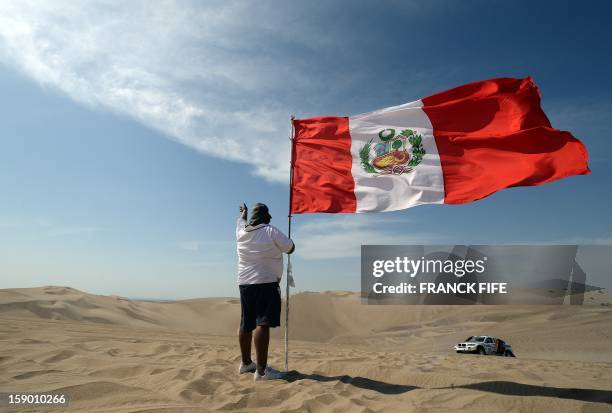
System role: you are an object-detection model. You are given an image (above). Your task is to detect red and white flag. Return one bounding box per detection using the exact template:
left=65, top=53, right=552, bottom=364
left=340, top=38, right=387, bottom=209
left=290, top=77, right=589, bottom=213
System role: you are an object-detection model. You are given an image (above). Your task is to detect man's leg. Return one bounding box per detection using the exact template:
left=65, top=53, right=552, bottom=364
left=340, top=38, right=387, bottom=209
left=238, top=284, right=255, bottom=367
left=238, top=328, right=253, bottom=364
left=254, top=325, right=270, bottom=375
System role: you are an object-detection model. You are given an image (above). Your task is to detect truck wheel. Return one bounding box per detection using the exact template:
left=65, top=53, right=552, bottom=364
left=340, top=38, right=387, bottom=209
left=477, top=346, right=485, bottom=355
left=504, top=350, right=511, bottom=357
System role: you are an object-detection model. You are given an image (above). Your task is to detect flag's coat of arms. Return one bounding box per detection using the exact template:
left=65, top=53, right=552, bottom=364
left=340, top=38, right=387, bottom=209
left=359, top=128, right=426, bottom=175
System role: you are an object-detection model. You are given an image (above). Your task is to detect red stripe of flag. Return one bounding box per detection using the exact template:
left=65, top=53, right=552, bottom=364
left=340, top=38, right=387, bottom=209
left=291, top=117, right=356, bottom=213
left=422, top=77, right=590, bottom=204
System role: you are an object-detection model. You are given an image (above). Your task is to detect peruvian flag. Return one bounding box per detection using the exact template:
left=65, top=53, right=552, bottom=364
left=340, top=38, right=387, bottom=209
left=290, top=77, right=589, bottom=213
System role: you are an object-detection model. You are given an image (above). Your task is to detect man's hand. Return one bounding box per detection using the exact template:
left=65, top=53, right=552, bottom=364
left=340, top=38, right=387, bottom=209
left=239, top=203, right=248, bottom=220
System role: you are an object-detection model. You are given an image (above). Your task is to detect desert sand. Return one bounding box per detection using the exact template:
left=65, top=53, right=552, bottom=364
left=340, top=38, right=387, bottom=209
left=1, top=286, right=611, bottom=412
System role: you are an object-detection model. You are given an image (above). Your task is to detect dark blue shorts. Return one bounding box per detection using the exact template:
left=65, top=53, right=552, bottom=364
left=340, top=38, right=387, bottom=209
left=239, top=281, right=281, bottom=332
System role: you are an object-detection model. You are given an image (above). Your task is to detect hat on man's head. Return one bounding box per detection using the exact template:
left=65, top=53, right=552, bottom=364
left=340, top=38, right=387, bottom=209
left=249, top=203, right=271, bottom=226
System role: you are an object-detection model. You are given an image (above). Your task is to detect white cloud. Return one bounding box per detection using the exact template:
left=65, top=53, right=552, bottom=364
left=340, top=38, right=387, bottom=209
left=0, top=218, right=23, bottom=229
left=48, top=226, right=103, bottom=236
left=0, top=216, right=103, bottom=236
left=177, top=240, right=202, bottom=251
left=177, top=239, right=234, bottom=251
left=529, top=236, right=612, bottom=245
left=0, top=2, right=450, bottom=183
left=294, top=215, right=442, bottom=259
left=0, top=1, right=331, bottom=182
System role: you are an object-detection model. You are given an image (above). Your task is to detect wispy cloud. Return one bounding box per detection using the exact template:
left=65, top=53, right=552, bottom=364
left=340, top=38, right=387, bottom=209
left=0, top=1, right=460, bottom=184
left=177, top=239, right=234, bottom=251
left=0, top=218, right=23, bottom=229
left=0, top=1, right=356, bottom=182
left=527, top=235, right=612, bottom=245
left=48, top=226, right=103, bottom=236
left=177, top=240, right=203, bottom=252
left=294, top=215, right=443, bottom=259
left=0, top=216, right=103, bottom=237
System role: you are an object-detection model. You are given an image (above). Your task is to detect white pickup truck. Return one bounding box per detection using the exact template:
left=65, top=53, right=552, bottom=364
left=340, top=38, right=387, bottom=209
left=454, top=335, right=516, bottom=357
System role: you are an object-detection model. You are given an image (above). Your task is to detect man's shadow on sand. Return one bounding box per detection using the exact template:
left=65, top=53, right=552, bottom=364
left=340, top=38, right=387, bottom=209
left=281, top=370, right=418, bottom=395
left=283, top=372, right=612, bottom=405
left=438, top=381, right=612, bottom=405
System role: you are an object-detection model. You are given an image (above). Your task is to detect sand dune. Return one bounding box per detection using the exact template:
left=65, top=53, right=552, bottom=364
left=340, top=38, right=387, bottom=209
left=1, top=286, right=611, bottom=412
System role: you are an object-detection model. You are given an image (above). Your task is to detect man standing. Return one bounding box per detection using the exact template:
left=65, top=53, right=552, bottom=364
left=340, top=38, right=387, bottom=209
left=236, top=202, right=295, bottom=381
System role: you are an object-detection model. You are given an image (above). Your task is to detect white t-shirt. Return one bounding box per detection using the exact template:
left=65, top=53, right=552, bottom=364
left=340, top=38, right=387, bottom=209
left=236, top=218, right=294, bottom=285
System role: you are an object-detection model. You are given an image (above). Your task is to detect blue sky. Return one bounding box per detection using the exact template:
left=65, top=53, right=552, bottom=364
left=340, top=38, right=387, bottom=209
left=0, top=1, right=611, bottom=298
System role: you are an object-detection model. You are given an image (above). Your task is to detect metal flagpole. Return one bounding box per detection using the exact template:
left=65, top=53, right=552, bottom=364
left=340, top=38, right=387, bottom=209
left=285, top=116, right=296, bottom=372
